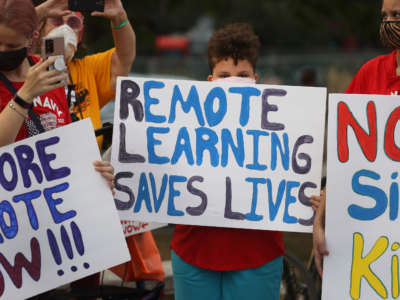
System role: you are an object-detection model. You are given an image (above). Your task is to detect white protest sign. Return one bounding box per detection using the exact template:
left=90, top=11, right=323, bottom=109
left=0, top=119, right=130, bottom=299
left=323, top=94, right=400, bottom=299
left=111, top=77, right=327, bottom=233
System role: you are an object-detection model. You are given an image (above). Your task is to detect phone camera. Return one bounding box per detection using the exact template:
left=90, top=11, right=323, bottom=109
left=45, top=39, right=54, bottom=54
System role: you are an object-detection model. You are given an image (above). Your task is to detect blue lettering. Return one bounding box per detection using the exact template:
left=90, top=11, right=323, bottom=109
left=0, top=200, right=18, bottom=242
left=245, top=177, right=266, bottom=221
left=267, top=179, right=286, bottom=221
left=167, top=175, right=186, bottom=216
left=44, top=183, right=76, bottom=224
left=204, top=87, right=227, bottom=127
left=349, top=169, right=387, bottom=221
left=390, top=172, right=399, bottom=221
left=144, top=80, right=166, bottom=123
left=147, top=127, right=170, bottom=164
left=284, top=181, right=299, bottom=224
left=171, top=127, right=194, bottom=165
left=168, top=85, right=205, bottom=126
left=228, top=87, right=261, bottom=126
left=0, top=152, right=18, bottom=191
left=246, top=130, right=268, bottom=170
left=14, top=145, right=43, bottom=188
left=195, top=128, right=219, bottom=167
left=36, top=137, right=71, bottom=181
left=134, top=173, right=153, bottom=213
left=271, top=133, right=290, bottom=171
left=221, top=128, right=244, bottom=167
left=13, top=190, right=41, bottom=230
left=150, top=173, right=168, bottom=213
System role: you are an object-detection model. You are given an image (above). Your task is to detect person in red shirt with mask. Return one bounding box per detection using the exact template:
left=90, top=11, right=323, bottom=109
left=312, top=0, right=400, bottom=277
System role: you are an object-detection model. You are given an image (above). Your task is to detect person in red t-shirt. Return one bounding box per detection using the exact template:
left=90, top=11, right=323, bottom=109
left=312, top=0, right=400, bottom=277
left=170, top=23, right=285, bottom=300
left=0, top=0, right=115, bottom=197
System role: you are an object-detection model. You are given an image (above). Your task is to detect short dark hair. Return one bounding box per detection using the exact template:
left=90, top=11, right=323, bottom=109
left=207, top=23, right=260, bottom=73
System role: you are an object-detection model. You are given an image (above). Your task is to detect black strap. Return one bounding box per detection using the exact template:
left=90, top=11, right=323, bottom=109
left=0, top=58, right=45, bottom=134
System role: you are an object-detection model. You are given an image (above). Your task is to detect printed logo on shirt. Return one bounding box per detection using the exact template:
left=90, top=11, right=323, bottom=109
left=72, top=83, right=91, bottom=116
left=40, top=112, right=57, bottom=131
left=390, top=90, right=400, bottom=95
left=33, top=96, right=64, bottom=117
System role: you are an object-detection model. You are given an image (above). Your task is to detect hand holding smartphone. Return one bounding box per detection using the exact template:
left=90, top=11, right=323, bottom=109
left=68, top=0, right=105, bottom=13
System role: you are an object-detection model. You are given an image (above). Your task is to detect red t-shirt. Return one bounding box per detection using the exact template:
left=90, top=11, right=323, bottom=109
left=0, top=56, right=71, bottom=141
left=346, top=50, right=400, bottom=95
left=171, top=225, right=284, bottom=271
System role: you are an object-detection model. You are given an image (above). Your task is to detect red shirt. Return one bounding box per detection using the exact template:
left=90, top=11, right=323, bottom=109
left=0, top=56, right=71, bottom=141
left=171, top=225, right=284, bottom=271
left=346, top=50, right=400, bottom=95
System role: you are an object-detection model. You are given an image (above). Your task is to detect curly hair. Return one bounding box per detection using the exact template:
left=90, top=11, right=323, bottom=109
left=207, top=23, right=260, bottom=73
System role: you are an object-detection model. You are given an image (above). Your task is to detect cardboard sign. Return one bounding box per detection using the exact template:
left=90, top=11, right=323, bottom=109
left=0, top=119, right=130, bottom=299
left=111, top=77, right=327, bottom=232
left=323, top=94, right=400, bottom=299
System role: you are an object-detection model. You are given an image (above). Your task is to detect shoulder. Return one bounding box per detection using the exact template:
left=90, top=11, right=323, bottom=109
left=69, top=48, right=115, bottom=67
left=357, top=51, right=394, bottom=75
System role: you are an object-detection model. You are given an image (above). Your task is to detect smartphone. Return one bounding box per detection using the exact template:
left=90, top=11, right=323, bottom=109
left=68, top=0, right=105, bottom=13
left=41, top=36, right=67, bottom=78
left=41, top=36, right=64, bottom=60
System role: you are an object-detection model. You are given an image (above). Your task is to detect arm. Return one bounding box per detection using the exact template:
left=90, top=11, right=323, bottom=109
left=312, top=188, right=329, bottom=277
left=35, top=0, right=70, bottom=25
left=0, top=58, right=67, bottom=146
left=92, top=0, right=136, bottom=93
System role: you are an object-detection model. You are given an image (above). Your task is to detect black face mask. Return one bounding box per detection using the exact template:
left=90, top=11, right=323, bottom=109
left=380, top=21, right=400, bottom=49
left=0, top=47, right=27, bottom=72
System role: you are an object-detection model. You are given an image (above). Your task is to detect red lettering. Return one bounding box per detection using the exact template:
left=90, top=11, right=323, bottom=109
left=385, top=107, right=400, bottom=161
left=0, top=237, right=41, bottom=292
left=338, top=101, right=377, bottom=162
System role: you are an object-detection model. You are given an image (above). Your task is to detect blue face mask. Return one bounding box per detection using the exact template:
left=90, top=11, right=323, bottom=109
left=0, top=47, right=27, bottom=72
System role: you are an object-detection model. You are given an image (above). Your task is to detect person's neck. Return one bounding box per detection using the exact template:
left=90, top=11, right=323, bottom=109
left=2, top=58, right=30, bottom=82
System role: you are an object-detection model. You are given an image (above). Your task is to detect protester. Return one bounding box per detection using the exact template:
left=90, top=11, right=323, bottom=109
left=37, top=0, right=165, bottom=293
left=39, top=0, right=135, bottom=149
left=170, top=23, right=285, bottom=300
left=0, top=2, right=116, bottom=299
left=312, top=0, right=400, bottom=276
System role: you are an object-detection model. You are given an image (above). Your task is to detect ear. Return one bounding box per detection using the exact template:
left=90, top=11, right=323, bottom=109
left=207, top=75, right=213, bottom=81
left=254, top=73, right=259, bottom=83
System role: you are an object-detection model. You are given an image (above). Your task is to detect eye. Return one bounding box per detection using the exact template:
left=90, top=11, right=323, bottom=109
left=218, top=73, right=230, bottom=78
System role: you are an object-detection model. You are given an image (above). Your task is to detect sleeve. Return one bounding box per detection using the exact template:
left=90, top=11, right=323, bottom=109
left=82, top=48, right=116, bottom=108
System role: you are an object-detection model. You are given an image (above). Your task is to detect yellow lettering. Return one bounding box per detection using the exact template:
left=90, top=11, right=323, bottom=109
left=392, top=243, right=400, bottom=298
left=350, top=233, right=388, bottom=299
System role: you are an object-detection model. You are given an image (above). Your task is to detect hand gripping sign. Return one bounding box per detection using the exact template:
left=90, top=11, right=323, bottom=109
left=111, top=77, right=327, bottom=233
left=0, top=119, right=129, bottom=299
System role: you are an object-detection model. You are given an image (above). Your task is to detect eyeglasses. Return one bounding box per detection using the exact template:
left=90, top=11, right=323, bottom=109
left=48, top=15, right=83, bottom=32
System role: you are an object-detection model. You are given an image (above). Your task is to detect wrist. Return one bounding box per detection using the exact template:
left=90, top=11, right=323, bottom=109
left=110, top=10, right=127, bottom=27
left=35, top=3, right=48, bottom=22
left=16, top=89, right=33, bottom=106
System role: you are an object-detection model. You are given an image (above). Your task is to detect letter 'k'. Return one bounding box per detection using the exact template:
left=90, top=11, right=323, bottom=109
left=350, top=233, right=388, bottom=299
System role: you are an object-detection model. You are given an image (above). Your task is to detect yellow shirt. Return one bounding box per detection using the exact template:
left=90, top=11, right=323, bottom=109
left=68, top=48, right=115, bottom=148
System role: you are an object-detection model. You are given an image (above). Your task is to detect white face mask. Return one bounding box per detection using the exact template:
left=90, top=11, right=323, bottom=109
left=46, top=24, right=78, bottom=62
left=213, top=76, right=256, bottom=84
